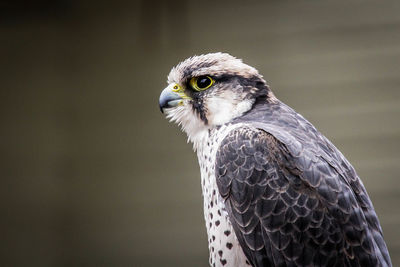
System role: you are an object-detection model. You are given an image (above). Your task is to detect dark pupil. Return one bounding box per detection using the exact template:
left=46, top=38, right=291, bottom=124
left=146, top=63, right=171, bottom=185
left=197, top=76, right=211, bottom=88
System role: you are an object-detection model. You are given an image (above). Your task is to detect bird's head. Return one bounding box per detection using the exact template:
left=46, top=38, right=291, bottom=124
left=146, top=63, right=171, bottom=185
left=159, top=52, right=274, bottom=145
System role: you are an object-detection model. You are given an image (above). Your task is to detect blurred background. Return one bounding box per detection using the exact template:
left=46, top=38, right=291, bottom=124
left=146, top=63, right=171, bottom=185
left=1, top=0, right=399, bottom=266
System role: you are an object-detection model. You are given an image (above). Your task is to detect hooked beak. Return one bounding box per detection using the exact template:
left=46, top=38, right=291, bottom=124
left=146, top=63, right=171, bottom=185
left=159, top=84, right=184, bottom=113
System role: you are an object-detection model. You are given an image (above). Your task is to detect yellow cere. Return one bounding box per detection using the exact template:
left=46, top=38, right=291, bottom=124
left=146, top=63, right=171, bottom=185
left=171, top=83, right=190, bottom=100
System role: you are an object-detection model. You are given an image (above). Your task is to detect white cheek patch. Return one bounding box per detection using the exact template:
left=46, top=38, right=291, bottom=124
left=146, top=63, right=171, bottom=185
left=206, top=92, right=254, bottom=126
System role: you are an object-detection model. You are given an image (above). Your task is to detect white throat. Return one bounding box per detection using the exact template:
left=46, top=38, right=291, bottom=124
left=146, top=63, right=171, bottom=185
left=165, top=104, right=209, bottom=151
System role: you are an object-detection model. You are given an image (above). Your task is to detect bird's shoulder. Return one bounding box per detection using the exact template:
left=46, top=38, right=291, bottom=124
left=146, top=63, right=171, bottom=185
left=214, top=119, right=389, bottom=266
left=230, top=101, right=362, bottom=192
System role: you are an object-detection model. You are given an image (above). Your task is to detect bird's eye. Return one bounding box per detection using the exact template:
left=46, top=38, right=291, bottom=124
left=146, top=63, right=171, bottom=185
left=190, top=76, right=214, bottom=91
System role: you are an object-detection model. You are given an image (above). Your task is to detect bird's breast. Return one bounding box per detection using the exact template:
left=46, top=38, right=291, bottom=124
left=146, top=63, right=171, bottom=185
left=197, top=124, right=251, bottom=267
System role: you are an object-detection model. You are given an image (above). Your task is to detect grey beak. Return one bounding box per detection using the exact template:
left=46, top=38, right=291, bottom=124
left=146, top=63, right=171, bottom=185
left=159, top=85, right=183, bottom=113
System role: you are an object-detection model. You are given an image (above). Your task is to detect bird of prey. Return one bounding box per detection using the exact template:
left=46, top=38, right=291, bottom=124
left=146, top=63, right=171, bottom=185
left=158, top=53, right=392, bottom=267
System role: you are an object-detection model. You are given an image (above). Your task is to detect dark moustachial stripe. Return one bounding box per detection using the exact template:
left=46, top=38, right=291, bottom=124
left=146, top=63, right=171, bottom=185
left=191, top=96, right=208, bottom=124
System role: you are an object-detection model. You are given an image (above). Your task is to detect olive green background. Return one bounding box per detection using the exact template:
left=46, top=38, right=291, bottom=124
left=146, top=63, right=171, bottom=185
left=1, top=0, right=399, bottom=266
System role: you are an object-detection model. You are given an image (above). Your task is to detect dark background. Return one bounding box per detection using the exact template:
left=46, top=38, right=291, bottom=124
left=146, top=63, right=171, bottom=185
left=1, top=0, right=399, bottom=266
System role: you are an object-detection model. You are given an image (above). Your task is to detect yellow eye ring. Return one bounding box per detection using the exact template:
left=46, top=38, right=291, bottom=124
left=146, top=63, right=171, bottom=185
left=189, top=76, right=214, bottom=91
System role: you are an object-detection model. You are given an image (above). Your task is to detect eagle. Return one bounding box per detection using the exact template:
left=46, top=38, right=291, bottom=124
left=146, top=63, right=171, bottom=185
left=158, top=53, right=392, bottom=267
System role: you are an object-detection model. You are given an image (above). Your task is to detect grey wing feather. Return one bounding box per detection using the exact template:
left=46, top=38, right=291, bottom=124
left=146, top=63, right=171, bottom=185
left=216, top=110, right=391, bottom=267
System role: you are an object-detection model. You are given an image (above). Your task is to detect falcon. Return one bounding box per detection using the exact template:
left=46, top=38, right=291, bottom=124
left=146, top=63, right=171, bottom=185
left=158, top=53, right=392, bottom=267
